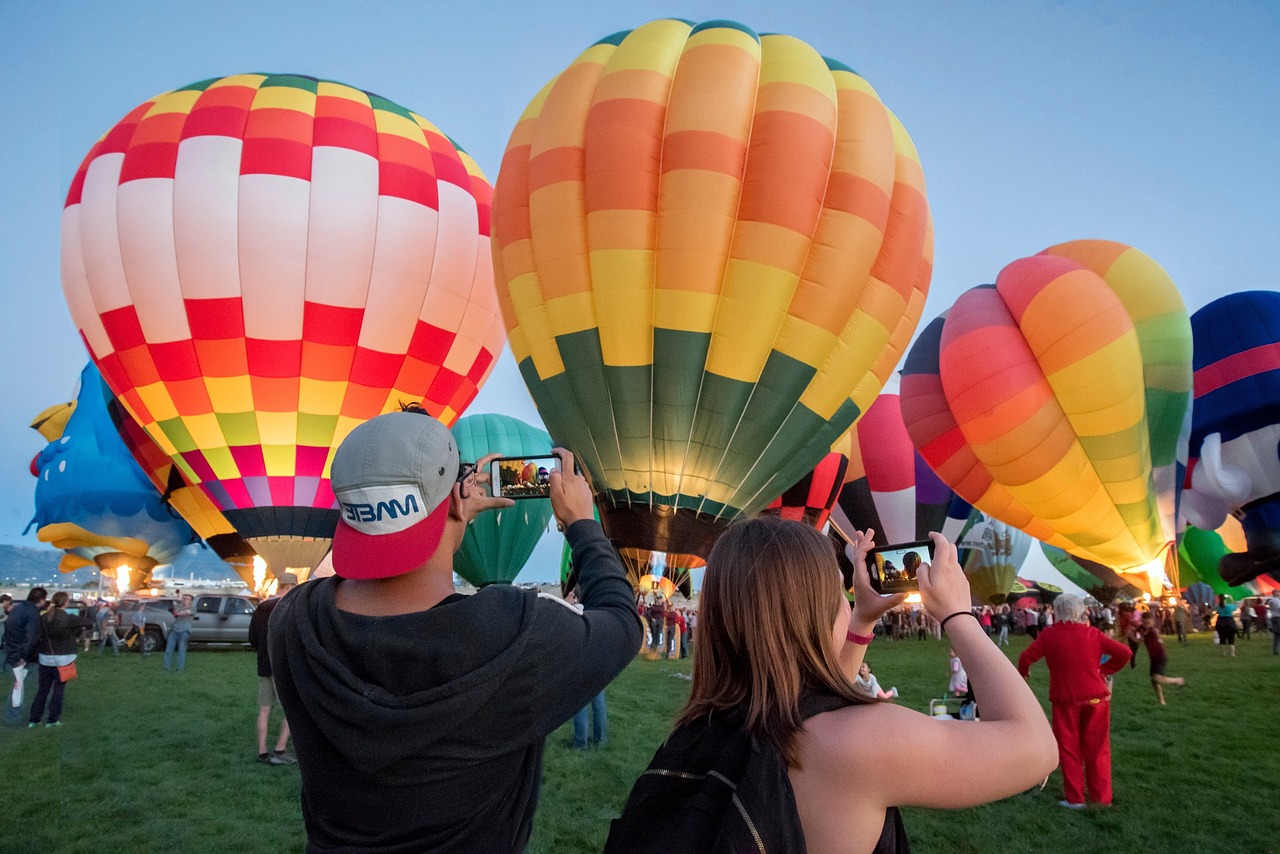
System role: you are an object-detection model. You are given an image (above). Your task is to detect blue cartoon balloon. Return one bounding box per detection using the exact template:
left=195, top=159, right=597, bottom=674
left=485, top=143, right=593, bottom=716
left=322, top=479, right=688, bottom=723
left=28, top=364, right=196, bottom=586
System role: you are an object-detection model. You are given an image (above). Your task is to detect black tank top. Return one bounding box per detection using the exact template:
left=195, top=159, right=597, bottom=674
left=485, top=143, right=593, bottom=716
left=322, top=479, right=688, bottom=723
left=798, top=690, right=911, bottom=854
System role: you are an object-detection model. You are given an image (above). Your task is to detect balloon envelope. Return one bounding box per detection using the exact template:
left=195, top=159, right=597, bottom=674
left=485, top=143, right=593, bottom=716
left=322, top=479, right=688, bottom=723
left=1182, top=291, right=1280, bottom=585
left=492, top=19, right=931, bottom=559
left=61, top=73, right=504, bottom=572
left=30, top=364, right=197, bottom=580
left=1041, top=543, right=1142, bottom=603
left=763, top=451, right=848, bottom=530
left=831, top=390, right=972, bottom=547
left=901, top=241, right=1192, bottom=595
left=451, top=414, right=554, bottom=587
left=956, top=516, right=1031, bottom=606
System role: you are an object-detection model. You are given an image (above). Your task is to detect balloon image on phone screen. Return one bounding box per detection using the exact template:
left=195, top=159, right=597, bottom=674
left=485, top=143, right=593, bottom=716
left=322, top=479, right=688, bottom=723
left=489, top=455, right=560, bottom=500
left=867, top=540, right=934, bottom=594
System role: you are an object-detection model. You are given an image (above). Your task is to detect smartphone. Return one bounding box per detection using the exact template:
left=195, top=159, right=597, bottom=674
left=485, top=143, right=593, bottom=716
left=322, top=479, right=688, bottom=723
left=490, top=455, right=560, bottom=500
left=867, top=540, right=934, bottom=594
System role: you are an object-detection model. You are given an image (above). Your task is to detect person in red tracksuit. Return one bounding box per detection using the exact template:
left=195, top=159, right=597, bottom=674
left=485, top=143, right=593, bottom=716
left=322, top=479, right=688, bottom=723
left=1018, top=593, right=1132, bottom=809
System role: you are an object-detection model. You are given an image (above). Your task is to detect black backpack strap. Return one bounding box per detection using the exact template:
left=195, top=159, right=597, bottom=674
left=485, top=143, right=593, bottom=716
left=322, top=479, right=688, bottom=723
left=798, top=689, right=858, bottom=720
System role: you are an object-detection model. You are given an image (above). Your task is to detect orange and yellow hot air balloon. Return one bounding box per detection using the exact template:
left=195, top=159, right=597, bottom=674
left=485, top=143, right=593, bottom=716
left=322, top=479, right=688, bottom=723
left=61, top=74, right=505, bottom=574
left=900, top=241, right=1192, bottom=595
left=493, top=19, right=931, bottom=559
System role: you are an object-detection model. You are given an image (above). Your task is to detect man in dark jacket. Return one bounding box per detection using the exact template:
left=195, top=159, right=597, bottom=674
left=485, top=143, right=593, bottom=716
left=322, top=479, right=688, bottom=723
left=270, top=412, right=643, bottom=852
left=4, top=587, right=47, bottom=726
left=249, top=573, right=298, bottom=765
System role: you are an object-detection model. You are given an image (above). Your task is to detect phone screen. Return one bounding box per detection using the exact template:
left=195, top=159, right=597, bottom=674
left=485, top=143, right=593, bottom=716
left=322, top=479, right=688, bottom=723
left=490, top=455, right=559, bottom=500
left=867, top=540, right=934, bottom=594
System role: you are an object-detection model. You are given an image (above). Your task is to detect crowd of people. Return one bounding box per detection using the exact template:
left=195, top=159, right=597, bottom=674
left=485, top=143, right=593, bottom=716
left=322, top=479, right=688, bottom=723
left=636, top=594, right=695, bottom=659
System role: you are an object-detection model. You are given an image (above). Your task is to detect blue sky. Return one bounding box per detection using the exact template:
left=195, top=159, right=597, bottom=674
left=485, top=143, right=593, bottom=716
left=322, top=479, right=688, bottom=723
left=1, top=1, right=1276, bottom=586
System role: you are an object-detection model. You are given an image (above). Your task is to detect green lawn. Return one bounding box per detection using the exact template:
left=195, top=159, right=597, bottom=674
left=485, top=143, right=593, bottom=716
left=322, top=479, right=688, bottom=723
left=2, top=631, right=1276, bottom=853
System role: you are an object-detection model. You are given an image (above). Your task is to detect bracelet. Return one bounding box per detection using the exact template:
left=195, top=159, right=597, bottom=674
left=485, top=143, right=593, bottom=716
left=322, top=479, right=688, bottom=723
left=846, top=629, right=874, bottom=645
left=940, top=611, right=980, bottom=632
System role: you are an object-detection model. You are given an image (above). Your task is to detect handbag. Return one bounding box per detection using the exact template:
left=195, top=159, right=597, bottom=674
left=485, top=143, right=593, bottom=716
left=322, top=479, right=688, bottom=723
left=44, top=617, right=79, bottom=681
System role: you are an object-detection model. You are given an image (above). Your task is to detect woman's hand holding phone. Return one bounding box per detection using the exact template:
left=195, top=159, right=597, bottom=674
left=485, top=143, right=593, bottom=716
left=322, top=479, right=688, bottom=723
left=915, top=532, right=973, bottom=621
left=847, top=528, right=909, bottom=630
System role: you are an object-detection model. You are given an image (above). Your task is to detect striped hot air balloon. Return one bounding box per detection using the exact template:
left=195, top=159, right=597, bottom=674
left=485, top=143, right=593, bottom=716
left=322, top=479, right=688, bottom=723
left=493, top=19, right=931, bottom=560
left=830, top=389, right=972, bottom=548
left=763, top=451, right=848, bottom=530
left=901, top=241, right=1192, bottom=596
left=61, top=74, right=504, bottom=573
left=1041, top=544, right=1143, bottom=604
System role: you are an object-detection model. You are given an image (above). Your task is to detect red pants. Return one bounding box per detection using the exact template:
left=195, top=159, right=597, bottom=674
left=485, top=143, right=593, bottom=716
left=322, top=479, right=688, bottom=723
left=1051, top=700, right=1112, bottom=805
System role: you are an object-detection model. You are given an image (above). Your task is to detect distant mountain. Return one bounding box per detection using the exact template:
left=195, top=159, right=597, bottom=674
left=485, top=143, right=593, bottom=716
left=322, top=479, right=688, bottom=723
left=0, top=544, right=63, bottom=585
left=0, top=542, right=242, bottom=588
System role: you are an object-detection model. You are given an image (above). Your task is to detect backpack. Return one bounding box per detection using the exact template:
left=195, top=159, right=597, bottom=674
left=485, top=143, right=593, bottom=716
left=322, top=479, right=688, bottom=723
left=604, top=692, right=907, bottom=854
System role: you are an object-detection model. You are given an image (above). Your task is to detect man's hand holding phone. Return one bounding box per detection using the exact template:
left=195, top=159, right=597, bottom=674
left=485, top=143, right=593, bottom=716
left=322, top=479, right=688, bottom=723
left=548, top=448, right=595, bottom=529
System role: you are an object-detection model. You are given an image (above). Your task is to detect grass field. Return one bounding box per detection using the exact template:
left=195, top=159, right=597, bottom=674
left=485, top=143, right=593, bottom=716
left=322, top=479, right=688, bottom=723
left=1, top=630, right=1277, bottom=853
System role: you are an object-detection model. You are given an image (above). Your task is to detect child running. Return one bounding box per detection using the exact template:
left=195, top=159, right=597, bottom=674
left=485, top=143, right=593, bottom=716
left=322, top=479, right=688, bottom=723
left=854, top=661, right=898, bottom=700
left=1135, top=611, right=1186, bottom=704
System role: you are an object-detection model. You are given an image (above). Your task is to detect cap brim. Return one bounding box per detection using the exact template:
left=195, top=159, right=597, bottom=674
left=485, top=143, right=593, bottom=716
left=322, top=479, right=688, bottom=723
left=331, top=498, right=450, bottom=580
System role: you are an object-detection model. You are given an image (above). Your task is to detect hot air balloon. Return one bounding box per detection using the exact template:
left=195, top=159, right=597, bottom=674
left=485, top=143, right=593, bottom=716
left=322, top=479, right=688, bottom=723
left=901, top=241, right=1193, bottom=595
left=1041, top=544, right=1143, bottom=603
left=61, top=74, right=505, bottom=575
left=956, top=516, right=1032, bottom=606
left=29, top=364, right=197, bottom=586
left=1177, top=526, right=1252, bottom=600
left=763, top=451, right=848, bottom=530
left=492, top=18, right=931, bottom=560
left=451, top=413, right=554, bottom=587
left=1181, top=291, right=1280, bottom=586
left=830, top=388, right=972, bottom=547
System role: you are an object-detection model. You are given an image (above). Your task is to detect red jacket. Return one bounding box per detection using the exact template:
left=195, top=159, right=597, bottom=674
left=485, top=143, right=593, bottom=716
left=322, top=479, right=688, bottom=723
left=1018, top=621, right=1132, bottom=704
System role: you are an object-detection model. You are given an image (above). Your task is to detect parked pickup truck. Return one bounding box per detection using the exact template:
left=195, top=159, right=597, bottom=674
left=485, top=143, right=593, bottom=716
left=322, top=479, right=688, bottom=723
left=117, top=594, right=260, bottom=653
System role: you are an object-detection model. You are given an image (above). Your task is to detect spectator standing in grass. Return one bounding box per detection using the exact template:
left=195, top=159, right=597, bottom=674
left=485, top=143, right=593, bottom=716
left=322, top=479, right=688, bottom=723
left=1173, top=600, right=1189, bottom=644
left=249, top=573, right=298, bottom=766
left=1018, top=593, right=1132, bottom=808
left=124, top=601, right=149, bottom=654
left=1268, top=589, right=1280, bottom=656
left=28, top=591, right=92, bottom=728
left=996, top=605, right=1011, bottom=647
left=164, top=594, right=194, bottom=672
left=1134, top=612, right=1186, bottom=705
left=4, top=587, right=46, bottom=727
left=1252, top=599, right=1268, bottom=646
left=1215, top=595, right=1239, bottom=657
left=268, top=413, right=642, bottom=852
left=948, top=647, right=968, bottom=697
left=649, top=595, right=667, bottom=651
left=96, top=602, right=121, bottom=656
left=1240, top=601, right=1253, bottom=639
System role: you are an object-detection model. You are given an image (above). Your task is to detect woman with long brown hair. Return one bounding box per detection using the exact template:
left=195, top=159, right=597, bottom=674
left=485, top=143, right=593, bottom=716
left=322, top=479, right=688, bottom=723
left=29, top=591, right=93, bottom=728
left=610, top=517, right=1058, bottom=853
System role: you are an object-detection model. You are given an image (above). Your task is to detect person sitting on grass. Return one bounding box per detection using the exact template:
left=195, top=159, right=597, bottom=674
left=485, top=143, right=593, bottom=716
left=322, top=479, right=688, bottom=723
left=1134, top=611, right=1186, bottom=705
left=1018, top=593, right=1132, bottom=809
left=608, top=521, right=1058, bottom=853
left=854, top=661, right=898, bottom=700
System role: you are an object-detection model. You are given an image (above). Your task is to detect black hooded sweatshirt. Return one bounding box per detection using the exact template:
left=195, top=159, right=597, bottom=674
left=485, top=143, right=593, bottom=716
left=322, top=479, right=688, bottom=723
left=269, top=519, right=643, bottom=853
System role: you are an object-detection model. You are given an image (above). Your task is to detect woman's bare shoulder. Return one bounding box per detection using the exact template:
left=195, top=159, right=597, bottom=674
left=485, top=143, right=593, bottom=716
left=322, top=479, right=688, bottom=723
left=803, top=702, right=935, bottom=767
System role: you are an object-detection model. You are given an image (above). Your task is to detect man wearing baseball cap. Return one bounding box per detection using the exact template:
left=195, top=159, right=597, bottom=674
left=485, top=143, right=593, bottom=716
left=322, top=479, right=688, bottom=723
left=268, top=410, right=643, bottom=852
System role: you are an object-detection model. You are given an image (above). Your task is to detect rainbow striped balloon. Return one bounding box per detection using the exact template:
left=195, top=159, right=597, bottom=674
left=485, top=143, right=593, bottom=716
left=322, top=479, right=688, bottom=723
left=901, top=241, right=1192, bottom=594
left=493, top=19, right=931, bottom=558
left=61, top=74, right=504, bottom=571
